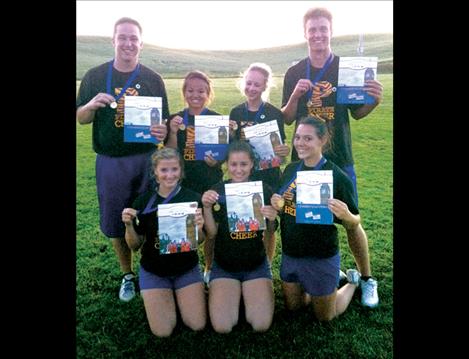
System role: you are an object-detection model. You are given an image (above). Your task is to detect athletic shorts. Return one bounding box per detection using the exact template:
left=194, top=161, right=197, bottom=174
left=280, top=252, right=340, bottom=296
left=96, top=152, right=152, bottom=238
left=139, top=264, right=203, bottom=291
left=210, top=257, right=272, bottom=283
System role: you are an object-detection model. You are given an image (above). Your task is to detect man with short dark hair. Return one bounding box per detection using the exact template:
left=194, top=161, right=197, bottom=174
left=77, top=17, right=170, bottom=302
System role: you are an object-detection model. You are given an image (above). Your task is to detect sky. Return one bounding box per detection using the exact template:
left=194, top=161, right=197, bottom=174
left=76, top=1, right=393, bottom=51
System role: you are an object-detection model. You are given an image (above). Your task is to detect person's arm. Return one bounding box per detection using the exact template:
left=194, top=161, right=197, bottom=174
left=163, top=115, right=181, bottom=149
left=350, top=79, right=383, bottom=119
left=281, top=99, right=299, bottom=125
left=327, top=198, right=360, bottom=230
left=261, top=205, right=278, bottom=235
left=260, top=205, right=278, bottom=261
left=281, top=79, right=313, bottom=125
left=122, top=208, right=144, bottom=250
left=76, top=93, right=115, bottom=124
left=195, top=208, right=206, bottom=245
left=228, top=107, right=240, bottom=141
left=201, top=190, right=219, bottom=272
left=201, top=190, right=219, bottom=239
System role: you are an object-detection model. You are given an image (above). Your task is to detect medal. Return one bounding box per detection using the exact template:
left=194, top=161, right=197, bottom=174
left=277, top=198, right=285, bottom=208
left=106, top=60, right=141, bottom=111
left=213, top=203, right=221, bottom=211
left=179, top=123, right=186, bottom=131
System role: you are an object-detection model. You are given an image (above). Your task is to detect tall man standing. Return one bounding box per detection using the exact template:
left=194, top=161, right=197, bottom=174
left=281, top=8, right=383, bottom=308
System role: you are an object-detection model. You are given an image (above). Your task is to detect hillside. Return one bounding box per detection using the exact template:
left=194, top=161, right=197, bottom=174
left=76, top=33, right=392, bottom=79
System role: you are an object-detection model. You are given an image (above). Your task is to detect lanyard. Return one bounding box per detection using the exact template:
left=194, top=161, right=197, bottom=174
left=182, top=107, right=208, bottom=127
left=244, top=101, right=265, bottom=123
left=278, top=157, right=327, bottom=196
left=139, top=185, right=181, bottom=216
left=305, top=53, right=334, bottom=101
left=106, top=60, right=141, bottom=103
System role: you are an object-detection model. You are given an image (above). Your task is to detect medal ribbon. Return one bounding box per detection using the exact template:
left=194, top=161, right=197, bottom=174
left=138, top=185, right=181, bottom=217
left=305, top=53, right=334, bottom=103
left=278, top=157, right=327, bottom=196
left=183, top=107, right=208, bottom=127
left=106, top=59, right=141, bottom=104
left=244, top=101, right=265, bottom=123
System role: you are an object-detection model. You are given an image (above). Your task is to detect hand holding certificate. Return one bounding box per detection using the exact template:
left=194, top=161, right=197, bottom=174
left=336, top=57, right=378, bottom=105
left=124, top=96, right=163, bottom=143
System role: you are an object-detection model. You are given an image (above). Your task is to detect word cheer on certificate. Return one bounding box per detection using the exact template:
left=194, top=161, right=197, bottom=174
left=157, top=202, right=199, bottom=255
left=296, top=170, right=333, bottom=225
left=194, top=115, right=229, bottom=161
left=124, top=96, right=163, bottom=143
left=336, top=57, right=378, bottom=105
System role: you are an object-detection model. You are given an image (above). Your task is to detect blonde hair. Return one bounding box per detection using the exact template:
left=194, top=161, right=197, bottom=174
left=237, top=63, right=275, bottom=102
left=303, top=7, right=333, bottom=32
left=150, top=147, right=185, bottom=182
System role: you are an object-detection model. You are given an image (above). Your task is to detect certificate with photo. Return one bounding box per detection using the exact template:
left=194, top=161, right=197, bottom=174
left=336, top=57, right=378, bottom=104
left=157, top=201, right=199, bottom=254
left=194, top=115, right=229, bottom=161
left=296, top=170, right=333, bottom=225
left=123, top=96, right=162, bottom=143
left=243, top=120, right=283, bottom=170
left=225, top=181, right=266, bottom=232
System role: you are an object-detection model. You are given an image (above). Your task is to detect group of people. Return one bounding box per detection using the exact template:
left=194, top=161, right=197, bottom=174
left=76, top=7, right=384, bottom=337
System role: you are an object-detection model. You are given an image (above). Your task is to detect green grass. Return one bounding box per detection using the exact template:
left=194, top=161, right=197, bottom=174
left=76, top=74, right=393, bottom=358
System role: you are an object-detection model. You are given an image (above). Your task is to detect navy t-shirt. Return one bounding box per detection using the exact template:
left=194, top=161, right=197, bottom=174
left=211, top=179, right=274, bottom=272
left=279, top=160, right=358, bottom=258
left=133, top=187, right=201, bottom=277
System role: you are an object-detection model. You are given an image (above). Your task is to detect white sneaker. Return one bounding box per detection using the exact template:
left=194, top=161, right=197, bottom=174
left=346, top=269, right=361, bottom=285
left=119, top=273, right=136, bottom=302
left=360, top=278, right=379, bottom=308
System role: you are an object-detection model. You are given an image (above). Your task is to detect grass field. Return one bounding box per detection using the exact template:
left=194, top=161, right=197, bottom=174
left=76, top=74, right=393, bottom=358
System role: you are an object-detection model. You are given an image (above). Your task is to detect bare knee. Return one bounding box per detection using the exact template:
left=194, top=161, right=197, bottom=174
left=212, top=323, right=234, bottom=334
left=211, top=317, right=237, bottom=334
left=149, top=322, right=176, bottom=338
left=249, top=317, right=272, bottom=332
left=184, top=318, right=206, bottom=332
